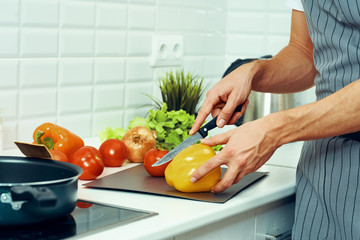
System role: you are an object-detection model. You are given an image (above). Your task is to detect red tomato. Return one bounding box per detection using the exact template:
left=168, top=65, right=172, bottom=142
left=49, top=149, right=68, bottom=162
left=143, top=148, right=171, bottom=177
left=99, top=139, right=128, bottom=167
left=76, top=201, right=93, bottom=209
left=71, top=146, right=104, bottom=180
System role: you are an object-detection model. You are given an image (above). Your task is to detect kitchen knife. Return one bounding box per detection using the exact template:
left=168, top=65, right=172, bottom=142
left=152, top=104, right=243, bottom=166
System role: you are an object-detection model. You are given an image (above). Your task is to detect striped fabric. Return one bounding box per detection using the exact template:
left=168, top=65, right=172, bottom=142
left=294, top=139, right=360, bottom=239
left=293, top=0, right=360, bottom=239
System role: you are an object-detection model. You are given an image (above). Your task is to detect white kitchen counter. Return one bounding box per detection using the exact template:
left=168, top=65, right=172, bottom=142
left=1, top=139, right=303, bottom=240
left=266, top=141, right=303, bottom=169
left=75, top=140, right=303, bottom=240
left=76, top=164, right=296, bottom=240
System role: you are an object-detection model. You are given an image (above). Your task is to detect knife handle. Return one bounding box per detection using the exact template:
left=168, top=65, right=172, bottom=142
left=198, top=104, right=243, bottom=138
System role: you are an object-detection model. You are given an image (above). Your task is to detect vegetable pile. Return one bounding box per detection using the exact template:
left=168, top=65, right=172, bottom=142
left=32, top=123, right=128, bottom=180
left=33, top=102, right=222, bottom=189
left=100, top=103, right=195, bottom=151
left=30, top=67, right=224, bottom=191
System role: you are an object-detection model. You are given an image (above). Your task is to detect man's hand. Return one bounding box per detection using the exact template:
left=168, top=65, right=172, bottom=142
left=189, top=64, right=255, bottom=135
left=191, top=118, right=279, bottom=193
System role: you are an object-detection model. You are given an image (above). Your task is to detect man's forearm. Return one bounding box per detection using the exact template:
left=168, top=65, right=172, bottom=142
left=250, top=42, right=317, bottom=94
left=249, top=10, right=318, bottom=94
left=265, top=79, right=360, bottom=145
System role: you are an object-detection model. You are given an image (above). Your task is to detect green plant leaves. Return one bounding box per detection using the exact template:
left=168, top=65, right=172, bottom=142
left=156, top=69, right=205, bottom=115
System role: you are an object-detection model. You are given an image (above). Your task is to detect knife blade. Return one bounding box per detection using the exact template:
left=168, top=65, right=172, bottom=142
left=152, top=104, right=243, bottom=167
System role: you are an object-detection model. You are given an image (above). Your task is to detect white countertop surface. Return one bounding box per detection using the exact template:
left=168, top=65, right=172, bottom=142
left=266, top=141, right=303, bottom=169
left=76, top=164, right=296, bottom=240
left=77, top=140, right=303, bottom=240
left=1, top=139, right=303, bottom=240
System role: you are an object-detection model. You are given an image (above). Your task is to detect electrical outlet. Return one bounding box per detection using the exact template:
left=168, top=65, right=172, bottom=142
left=150, top=35, right=183, bottom=67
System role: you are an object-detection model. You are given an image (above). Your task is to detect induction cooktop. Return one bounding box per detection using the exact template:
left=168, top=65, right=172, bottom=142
left=0, top=200, right=157, bottom=239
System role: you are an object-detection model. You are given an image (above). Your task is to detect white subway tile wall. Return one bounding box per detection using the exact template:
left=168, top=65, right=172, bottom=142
left=0, top=0, right=312, bottom=150
left=0, top=28, right=19, bottom=57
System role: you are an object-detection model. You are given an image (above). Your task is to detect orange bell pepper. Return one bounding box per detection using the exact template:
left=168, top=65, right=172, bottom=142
left=33, top=122, right=84, bottom=160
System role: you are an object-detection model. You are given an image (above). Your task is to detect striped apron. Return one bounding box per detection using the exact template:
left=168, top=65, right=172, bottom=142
left=292, top=0, right=360, bottom=239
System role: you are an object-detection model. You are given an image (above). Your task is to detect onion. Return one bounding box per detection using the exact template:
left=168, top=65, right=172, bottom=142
left=122, top=126, right=157, bottom=163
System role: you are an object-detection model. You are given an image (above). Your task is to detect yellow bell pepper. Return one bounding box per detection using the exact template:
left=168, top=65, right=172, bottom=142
left=165, top=144, right=221, bottom=193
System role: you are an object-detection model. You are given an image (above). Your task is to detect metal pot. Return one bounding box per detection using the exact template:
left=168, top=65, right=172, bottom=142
left=0, top=156, right=82, bottom=225
left=243, top=92, right=295, bottom=122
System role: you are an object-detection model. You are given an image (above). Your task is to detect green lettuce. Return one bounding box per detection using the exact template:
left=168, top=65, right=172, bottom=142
left=128, top=116, right=148, bottom=129
left=99, top=103, right=222, bottom=151
left=99, top=117, right=148, bottom=142
left=146, top=103, right=195, bottom=150
left=99, top=127, right=127, bottom=142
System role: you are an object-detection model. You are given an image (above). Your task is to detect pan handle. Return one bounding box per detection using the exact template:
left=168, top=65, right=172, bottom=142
left=11, top=186, right=57, bottom=207
left=0, top=186, right=58, bottom=210
left=0, top=193, right=26, bottom=210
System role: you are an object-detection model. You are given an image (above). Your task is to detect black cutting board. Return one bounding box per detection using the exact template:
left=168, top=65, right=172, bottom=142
left=83, top=165, right=268, bottom=203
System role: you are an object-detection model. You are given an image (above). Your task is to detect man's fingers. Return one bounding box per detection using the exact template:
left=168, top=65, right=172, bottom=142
left=190, top=156, right=222, bottom=184
left=191, top=98, right=249, bottom=134
left=228, top=100, right=249, bottom=125
left=217, top=96, right=246, bottom=128
left=190, top=111, right=208, bottom=135
left=190, top=98, right=217, bottom=135
left=228, top=112, right=243, bottom=125
left=201, top=129, right=234, bottom=146
left=211, top=166, right=240, bottom=193
left=233, top=171, right=246, bottom=185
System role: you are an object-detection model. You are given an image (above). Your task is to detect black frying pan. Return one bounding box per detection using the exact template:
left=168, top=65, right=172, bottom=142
left=0, top=156, right=82, bottom=225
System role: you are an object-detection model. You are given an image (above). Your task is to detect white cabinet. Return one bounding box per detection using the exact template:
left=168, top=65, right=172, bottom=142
left=255, top=195, right=294, bottom=240
left=173, top=195, right=295, bottom=240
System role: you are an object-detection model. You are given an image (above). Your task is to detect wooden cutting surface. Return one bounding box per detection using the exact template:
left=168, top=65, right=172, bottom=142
left=14, top=141, right=52, bottom=159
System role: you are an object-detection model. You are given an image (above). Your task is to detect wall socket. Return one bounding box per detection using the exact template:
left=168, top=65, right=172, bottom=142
left=150, top=35, right=183, bottom=67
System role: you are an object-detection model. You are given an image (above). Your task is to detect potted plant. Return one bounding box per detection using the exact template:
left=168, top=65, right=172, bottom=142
left=148, top=69, right=205, bottom=116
